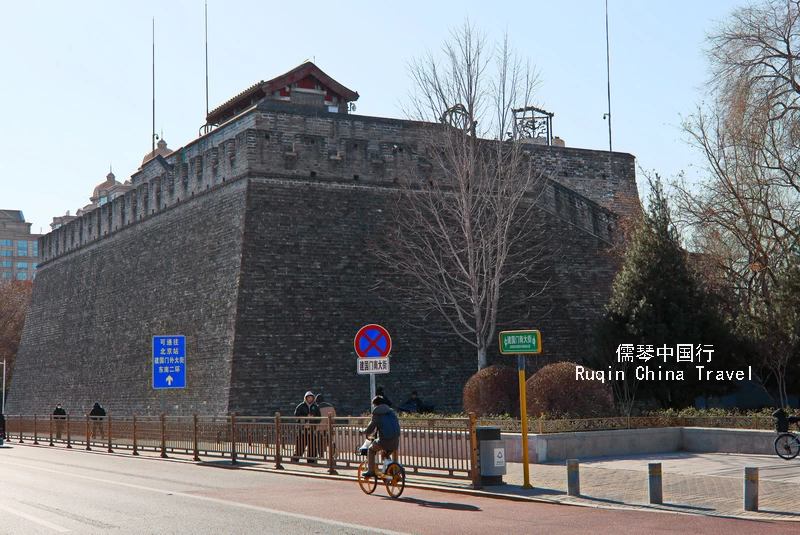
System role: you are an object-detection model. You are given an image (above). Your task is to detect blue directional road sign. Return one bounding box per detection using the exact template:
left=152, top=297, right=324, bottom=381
left=153, top=335, right=186, bottom=389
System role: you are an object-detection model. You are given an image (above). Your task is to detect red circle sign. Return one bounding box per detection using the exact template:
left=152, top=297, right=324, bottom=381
left=354, top=324, right=392, bottom=358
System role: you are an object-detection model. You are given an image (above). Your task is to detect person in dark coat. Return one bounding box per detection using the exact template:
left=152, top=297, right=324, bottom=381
left=375, top=386, right=392, bottom=407
left=89, top=402, right=106, bottom=439
left=293, top=391, right=321, bottom=462
left=400, top=391, right=424, bottom=413
left=361, top=396, right=401, bottom=478
left=53, top=403, right=67, bottom=439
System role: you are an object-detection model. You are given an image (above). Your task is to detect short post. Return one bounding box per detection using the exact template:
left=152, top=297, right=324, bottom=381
left=469, top=412, right=481, bottom=490
left=18, top=414, right=24, bottom=443
left=230, top=413, right=238, bottom=465
left=132, top=414, right=139, bottom=456
left=160, top=413, right=168, bottom=458
left=66, top=413, right=72, bottom=449
left=327, top=413, right=337, bottom=475
left=744, top=467, right=759, bottom=512
left=648, top=463, right=663, bottom=504
left=274, top=412, right=284, bottom=470
left=567, top=459, right=580, bottom=496
left=33, top=414, right=39, bottom=445
left=49, top=414, right=54, bottom=447
left=192, top=414, right=200, bottom=462
left=107, top=414, right=114, bottom=453
left=85, top=414, right=91, bottom=450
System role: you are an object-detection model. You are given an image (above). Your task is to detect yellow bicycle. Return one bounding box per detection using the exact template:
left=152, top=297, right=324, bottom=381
left=357, top=440, right=406, bottom=499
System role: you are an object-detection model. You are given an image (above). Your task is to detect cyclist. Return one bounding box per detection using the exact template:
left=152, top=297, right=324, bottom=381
left=360, top=396, right=401, bottom=479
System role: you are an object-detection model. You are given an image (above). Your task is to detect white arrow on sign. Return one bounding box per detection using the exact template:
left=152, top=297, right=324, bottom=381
left=166, top=375, right=174, bottom=385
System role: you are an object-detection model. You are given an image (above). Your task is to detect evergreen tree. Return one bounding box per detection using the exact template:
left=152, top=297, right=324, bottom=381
left=592, top=174, right=738, bottom=411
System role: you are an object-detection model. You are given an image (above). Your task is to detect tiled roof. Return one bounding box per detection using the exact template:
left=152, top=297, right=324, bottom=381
left=206, top=62, right=359, bottom=124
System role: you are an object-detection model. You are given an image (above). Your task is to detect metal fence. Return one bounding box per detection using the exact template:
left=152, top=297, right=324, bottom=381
left=3, top=413, right=480, bottom=486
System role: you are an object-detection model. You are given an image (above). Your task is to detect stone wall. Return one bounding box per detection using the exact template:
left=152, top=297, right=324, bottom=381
left=10, top=104, right=638, bottom=416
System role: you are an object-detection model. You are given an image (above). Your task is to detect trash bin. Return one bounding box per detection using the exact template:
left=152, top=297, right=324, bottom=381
left=476, top=426, right=506, bottom=485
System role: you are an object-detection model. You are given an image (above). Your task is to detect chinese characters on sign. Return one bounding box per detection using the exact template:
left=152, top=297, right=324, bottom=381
left=498, top=330, right=541, bottom=354
left=153, top=335, right=186, bottom=389
left=357, top=357, right=390, bottom=375
left=616, top=344, right=714, bottom=363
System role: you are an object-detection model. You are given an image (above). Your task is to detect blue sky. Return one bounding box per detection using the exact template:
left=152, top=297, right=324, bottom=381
left=1, top=1, right=741, bottom=233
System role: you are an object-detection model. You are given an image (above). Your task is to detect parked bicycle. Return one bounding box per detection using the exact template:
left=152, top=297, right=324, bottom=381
left=356, top=439, right=406, bottom=498
left=773, top=409, right=800, bottom=460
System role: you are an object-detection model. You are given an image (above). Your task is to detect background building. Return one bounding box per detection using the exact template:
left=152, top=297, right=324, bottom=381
left=0, top=210, right=40, bottom=282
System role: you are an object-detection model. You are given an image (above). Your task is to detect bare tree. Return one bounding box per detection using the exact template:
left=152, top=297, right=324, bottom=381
left=374, top=21, right=551, bottom=371
left=676, top=0, right=800, bottom=406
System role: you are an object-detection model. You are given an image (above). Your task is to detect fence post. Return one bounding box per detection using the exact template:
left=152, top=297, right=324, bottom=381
left=648, top=463, right=663, bottom=504
left=275, top=412, right=284, bottom=470
left=468, top=412, right=481, bottom=490
left=132, top=414, right=139, bottom=456
left=33, top=414, right=39, bottom=445
left=85, top=414, right=91, bottom=450
left=567, top=459, right=580, bottom=496
left=160, top=413, right=168, bottom=458
left=18, top=415, right=24, bottom=443
left=327, top=413, right=337, bottom=475
left=49, top=414, right=54, bottom=447
left=193, top=414, right=200, bottom=461
left=744, top=467, right=759, bottom=512
left=107, top=414, right=114, bottom=453
left=230, top=413, right=238, bottom=465
left=66, top=413, right=72, bottom=449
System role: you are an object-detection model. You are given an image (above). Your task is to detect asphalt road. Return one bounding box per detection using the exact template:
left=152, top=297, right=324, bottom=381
left=0, top=444, right=797, bottom=534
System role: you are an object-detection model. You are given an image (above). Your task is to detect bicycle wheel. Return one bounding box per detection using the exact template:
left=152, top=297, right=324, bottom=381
left=357, top=461, right=377, bottom=494
left=774, top=433, right=800, bottom=460
left=384, top=463, right=406, bottom=499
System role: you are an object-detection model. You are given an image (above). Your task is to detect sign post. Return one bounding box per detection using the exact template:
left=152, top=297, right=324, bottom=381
left=499, top=329, right=542, bottom=490
left=354, top=324, right=392, bottom=405
left=153, top=335, right=187, bottom=414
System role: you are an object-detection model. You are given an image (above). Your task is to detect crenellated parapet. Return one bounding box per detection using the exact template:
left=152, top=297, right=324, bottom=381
left=40, top=101, right=637, bottom=265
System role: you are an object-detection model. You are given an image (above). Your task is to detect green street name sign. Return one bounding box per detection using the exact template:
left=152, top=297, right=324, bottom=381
left=498, top=330, right=542, bottom=354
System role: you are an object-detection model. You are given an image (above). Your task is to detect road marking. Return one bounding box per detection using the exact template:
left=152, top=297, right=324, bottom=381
left=0, top=504, right=71, bottom=532
left=0, top=459, right=409, bottom=535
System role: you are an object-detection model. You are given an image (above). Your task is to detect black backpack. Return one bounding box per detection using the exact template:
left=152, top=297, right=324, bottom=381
left=773, top=409, right=789, bottom=432
left=379, top=410, right=401, bottom=440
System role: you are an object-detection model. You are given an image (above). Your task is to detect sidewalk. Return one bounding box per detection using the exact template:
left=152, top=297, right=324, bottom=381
left=489, top=454, right=800, bottom=521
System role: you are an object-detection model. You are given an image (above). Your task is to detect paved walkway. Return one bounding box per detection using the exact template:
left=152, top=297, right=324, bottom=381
left=489, top=453, right=800, bottom=521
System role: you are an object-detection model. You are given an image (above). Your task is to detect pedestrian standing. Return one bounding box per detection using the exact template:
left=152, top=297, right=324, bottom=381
left=293, top=391, right=321, bottom=463
left=53, top=403, right=67, bottom=440
left=89, top=402, right=106, bottom=439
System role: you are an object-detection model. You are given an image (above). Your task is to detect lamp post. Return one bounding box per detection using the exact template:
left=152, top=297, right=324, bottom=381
left=2, top=358, right=6, bottom=414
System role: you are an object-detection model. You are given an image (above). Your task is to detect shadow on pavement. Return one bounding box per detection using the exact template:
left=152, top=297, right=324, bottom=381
left=397, top=497, right=481, bottom=512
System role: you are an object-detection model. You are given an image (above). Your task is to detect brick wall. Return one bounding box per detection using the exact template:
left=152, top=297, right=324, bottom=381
left=10, top=104, right=637, bottom=416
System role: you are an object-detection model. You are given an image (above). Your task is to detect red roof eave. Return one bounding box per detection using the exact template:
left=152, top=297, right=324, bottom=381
left=205, top=62, right=359, bottom=124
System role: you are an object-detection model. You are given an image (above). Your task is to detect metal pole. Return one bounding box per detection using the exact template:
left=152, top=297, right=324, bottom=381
left=518, top=355, right=532, bottom=489
left=648, top=462, right=663, bottom=504
left=567, top=459, right=580, bottom=496
left=369, top=373, right=376, bottom=403
left=2, top=358, right=5, bottom=414
left=605, top=0, right=613, bottom=152
left=744, top=467, right=759, bottom=511
left=161, top=390, right=165, bottom=414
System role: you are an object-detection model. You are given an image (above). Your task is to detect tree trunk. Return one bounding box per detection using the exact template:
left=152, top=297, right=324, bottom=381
left=477, top=345, right=487, bottom=371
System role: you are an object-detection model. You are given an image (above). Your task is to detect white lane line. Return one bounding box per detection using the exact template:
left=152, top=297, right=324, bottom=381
left=0, top=504, right=71, bottom=532
left=0, top=459, right=410, bottom=535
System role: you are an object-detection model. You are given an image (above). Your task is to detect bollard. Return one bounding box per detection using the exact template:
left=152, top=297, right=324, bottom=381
left=744, top=467, right=758, bottom=512
left=107, top=414, right=113, bottom=453
left=648, top=463, right=663, bottom=504
left=567, top=459, right=580, bottom=496
left=132, top=414, right=139, bottom=456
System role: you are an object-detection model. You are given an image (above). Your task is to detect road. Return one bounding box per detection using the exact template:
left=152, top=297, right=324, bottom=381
left=0, top=444, right=797, bottom=534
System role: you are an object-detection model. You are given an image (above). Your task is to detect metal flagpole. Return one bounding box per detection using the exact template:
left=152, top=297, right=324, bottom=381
left=605, top=0, right=613, bottom=152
